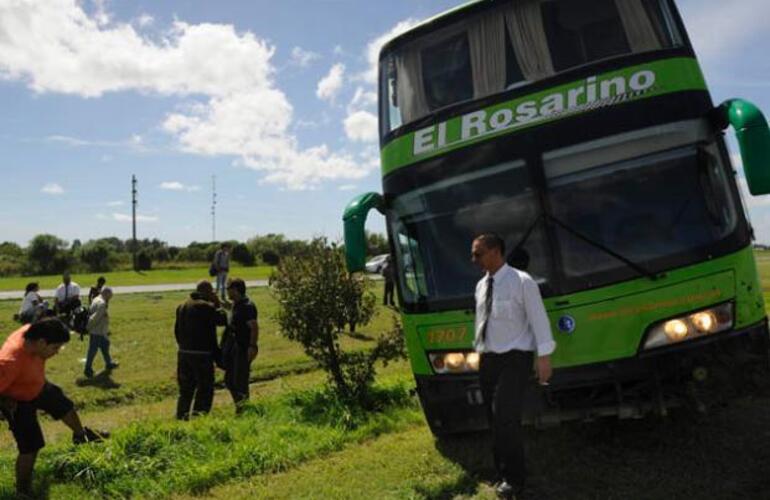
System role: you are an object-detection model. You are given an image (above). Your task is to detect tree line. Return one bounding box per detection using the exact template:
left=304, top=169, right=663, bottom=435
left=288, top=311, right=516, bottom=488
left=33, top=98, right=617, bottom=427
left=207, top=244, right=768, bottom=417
left=0, top=232, right=390, bottom=276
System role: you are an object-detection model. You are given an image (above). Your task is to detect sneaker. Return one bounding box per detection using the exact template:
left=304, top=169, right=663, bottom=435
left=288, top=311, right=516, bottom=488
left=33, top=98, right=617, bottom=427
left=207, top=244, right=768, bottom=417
left=495, top=480, right=518, bottom=500
left=73, top=426, right=109, bottom=445
left=106, top=362, right=120, bottom=370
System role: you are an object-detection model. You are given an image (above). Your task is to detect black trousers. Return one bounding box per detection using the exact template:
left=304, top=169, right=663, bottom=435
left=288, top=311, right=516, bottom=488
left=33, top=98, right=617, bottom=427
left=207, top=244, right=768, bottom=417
left=383, top=280, right=395, bottom=306
left=222, top=337, right=250, bottom=408
left=1, top=382, right=74, bottom=454
left=479, top=349, right=534, bottom=489
left=176, top=352, right=215, bottom=420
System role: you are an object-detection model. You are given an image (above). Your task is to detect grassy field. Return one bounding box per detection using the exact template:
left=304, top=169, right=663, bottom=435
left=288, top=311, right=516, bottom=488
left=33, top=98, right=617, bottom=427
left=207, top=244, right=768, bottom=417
left=0, top=266, right=274, bottom=292
left=1, top=258, right=770, bottom=498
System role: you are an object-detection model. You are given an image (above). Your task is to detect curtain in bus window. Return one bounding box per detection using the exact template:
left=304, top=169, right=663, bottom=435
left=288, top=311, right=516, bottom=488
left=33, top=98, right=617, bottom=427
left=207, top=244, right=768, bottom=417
left=468, top=12, right=506, bottom=98
left=614, top=0, right=662, bottom=52
left=395, top=48, right=429, bottom=123
left=504, top=0, right=555, bottom=81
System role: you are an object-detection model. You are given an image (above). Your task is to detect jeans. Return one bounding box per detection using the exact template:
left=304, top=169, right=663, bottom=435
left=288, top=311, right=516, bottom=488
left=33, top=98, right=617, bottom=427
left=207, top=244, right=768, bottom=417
left=216, top=271, right=228, bottom=300
left=85, top=334, right=113, bottom=375
left=176, top=352, right=215, bottom=420
left=479, top=349, right=533, bottom=490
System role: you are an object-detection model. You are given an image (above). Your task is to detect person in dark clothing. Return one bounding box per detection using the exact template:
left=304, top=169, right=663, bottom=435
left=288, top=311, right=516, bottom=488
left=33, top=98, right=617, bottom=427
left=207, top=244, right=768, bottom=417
left=381, top=255, right=396, bottom=307
left=174, top=280, right=227, bottom=420
left=222, top=278, right=258, bottom=413
left=88, top=276, right=106, bottom=305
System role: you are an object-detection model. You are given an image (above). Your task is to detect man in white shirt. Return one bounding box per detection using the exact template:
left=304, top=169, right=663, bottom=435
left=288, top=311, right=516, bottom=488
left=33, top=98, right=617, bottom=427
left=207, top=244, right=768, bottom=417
left=54, top=272, right=81, bottom=316
left=471, top=233, right=555, bottom=499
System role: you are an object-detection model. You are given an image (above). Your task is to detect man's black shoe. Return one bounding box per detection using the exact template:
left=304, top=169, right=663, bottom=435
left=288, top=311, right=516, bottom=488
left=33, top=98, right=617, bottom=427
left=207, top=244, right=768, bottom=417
left=106, top=362, right=120, bottom=370
left=495, top=480, right=518, bottom=499
left=73, top=426, right=109, bottom=445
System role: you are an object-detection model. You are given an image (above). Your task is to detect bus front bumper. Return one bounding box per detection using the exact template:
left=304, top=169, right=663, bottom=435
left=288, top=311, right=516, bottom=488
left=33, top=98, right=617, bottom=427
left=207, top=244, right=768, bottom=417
left=414, top=319, right=769, bottom=434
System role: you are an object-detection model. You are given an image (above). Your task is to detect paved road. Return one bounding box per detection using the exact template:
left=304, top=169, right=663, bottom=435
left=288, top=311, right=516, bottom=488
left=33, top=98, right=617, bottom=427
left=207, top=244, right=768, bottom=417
left=0, top=280, right=269, bottom=301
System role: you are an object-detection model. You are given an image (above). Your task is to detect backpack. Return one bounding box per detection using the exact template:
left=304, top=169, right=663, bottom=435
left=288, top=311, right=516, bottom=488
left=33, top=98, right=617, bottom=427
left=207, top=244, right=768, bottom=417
left=209, top=262, right=217, bottom=277
left=71, top=306, right=90, bottom=335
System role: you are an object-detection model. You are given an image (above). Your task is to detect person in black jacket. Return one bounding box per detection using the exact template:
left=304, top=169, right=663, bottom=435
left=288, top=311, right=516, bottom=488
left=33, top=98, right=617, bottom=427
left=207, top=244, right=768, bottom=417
left=174, top=280, right=227, bottom=420
left=222, top=278, right=258, bottom=414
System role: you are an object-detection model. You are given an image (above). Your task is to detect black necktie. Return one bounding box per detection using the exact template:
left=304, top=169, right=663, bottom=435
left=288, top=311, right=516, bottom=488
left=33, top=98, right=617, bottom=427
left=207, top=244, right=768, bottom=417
left=480, top=276, right=494, bottom=343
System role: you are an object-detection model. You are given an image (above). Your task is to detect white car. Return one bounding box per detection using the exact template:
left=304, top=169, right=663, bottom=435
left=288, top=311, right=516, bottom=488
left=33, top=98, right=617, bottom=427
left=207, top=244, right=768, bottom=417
left=364, top=254, right=389, bottom=274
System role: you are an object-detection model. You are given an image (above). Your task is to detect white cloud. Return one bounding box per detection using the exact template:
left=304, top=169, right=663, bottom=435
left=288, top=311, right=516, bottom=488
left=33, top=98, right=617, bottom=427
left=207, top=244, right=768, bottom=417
left=360, top=19, right=419, bottom=85
left=0, top=1, right=372, bottom=189
left=136, top=13, right=154, bottom=28
left=316, top=63, right=345, bottom=102
left=333, top=45, right=344, bottom=56
left=681, top=0, right=770, bottom=65
left=106, top=200, right=124, bottom=207
left=290, top=46, right=320, bottom=67
left=41, top=183, right=64, bottom=195
left=338, top=184, right=357, bottom=191
left=344, top=110, right=378, bottom=143
left=112, top=213, right=158, bottom=222
left=159, top=181, right=200, bottom=192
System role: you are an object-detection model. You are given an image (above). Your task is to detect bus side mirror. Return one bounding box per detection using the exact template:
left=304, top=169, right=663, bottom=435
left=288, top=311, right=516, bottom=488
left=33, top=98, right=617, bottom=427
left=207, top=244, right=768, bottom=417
left=343, top=192, right=385, bottom=272
left=719, top=99, right=770, bottom=195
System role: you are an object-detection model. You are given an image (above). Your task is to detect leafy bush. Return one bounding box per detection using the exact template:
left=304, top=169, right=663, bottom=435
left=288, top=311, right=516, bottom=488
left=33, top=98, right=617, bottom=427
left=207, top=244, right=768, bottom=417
left=272, top=238, right=405, bottom=405
left=27, top=234, right=72, bottom=275
left=261, top=250, right=280, bottom=266
left=79, top=240, right=117, bottom=272
left=136, top=249, right=152, bottom=271
left=231, top=243, right=255, bottom=266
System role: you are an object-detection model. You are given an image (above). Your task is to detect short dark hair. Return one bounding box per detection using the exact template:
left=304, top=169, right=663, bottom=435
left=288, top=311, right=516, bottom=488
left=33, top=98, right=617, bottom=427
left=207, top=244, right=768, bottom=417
left=24, top=318, right=70, bottom=344
left=228, top=278, right=246, bottom=295
left=97, top=276, right=106, bottom=284
left=25, top=282, right=39, bottom=294
left=196, top=280, right=213, bottom=294
left=474, top=233, right=505, bottom=256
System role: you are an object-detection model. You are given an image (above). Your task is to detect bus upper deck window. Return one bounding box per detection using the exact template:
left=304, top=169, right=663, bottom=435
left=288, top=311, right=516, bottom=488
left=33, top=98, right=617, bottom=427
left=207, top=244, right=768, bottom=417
left=421, top=34, right=474, bottom=112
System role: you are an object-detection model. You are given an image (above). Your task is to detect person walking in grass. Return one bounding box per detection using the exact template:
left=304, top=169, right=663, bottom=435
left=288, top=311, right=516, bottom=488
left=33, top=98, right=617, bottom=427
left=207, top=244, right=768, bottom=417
left=84, top=287, right=118, bottom=378
left=222, top=278, right=258, bottom=413
left=174, top=281, right=227, bottom=420
left=471, top=233, right=555, bottom=500
left=0, top=318, right=106, bottom=496
left=213, top=243, right=231, bottom=301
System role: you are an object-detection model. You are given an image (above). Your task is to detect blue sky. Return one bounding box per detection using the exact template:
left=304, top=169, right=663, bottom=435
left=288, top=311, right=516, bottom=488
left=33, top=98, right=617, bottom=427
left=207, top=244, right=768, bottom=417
left=0, top=0, right=768, bottom=247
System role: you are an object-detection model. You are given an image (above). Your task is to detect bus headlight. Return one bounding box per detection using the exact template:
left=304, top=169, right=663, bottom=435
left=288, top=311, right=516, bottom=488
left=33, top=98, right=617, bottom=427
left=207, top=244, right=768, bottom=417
left=643, top=302, right=733, bottom=350
left=428, top=351, right=480, bottom=374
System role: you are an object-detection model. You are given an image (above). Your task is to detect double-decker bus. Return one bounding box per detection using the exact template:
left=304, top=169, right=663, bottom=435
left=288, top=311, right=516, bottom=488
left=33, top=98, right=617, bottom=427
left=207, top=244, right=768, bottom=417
left=344, top=0, right=770, bottom=434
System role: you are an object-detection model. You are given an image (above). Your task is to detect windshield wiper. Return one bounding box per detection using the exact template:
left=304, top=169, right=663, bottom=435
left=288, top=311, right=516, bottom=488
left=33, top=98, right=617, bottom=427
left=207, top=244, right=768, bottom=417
left=547, top=214, right=661, bottom=281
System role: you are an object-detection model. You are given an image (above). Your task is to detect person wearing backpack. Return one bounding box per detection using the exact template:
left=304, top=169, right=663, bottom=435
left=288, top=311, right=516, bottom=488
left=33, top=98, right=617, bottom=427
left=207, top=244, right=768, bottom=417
left=84, top=288, right=118, bottom=378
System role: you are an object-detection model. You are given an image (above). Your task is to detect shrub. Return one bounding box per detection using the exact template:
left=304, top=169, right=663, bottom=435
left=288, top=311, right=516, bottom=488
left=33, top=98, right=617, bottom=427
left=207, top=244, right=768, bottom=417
left=27, top=234, right=71, bottom=275
left=79, top=240, right=117, bottom=272
left=261, top=250, right=280, bottom=266
left=272, top=238, right=405, bottom=405
left=231, top=243, right=255, bottom=266
left=136, top=249, right=152, bottom=271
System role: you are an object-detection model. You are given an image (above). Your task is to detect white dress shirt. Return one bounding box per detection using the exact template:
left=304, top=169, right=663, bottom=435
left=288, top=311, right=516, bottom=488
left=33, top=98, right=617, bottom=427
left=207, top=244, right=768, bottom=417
left=474, top=264, right=556, bottom=356
left=55, top=281, right=81, bottom=302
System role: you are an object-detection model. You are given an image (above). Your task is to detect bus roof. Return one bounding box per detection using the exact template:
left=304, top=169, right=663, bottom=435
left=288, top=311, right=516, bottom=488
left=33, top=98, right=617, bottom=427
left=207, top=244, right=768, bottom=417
left=379, top=0, right=487, bottom=60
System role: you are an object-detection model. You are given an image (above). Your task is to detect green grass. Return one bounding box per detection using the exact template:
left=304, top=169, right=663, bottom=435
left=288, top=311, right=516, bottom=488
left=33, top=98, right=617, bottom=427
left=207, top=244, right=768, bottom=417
left=0, top=382, right=422, bottom=499
left=0, top=266, right=274, bottom=292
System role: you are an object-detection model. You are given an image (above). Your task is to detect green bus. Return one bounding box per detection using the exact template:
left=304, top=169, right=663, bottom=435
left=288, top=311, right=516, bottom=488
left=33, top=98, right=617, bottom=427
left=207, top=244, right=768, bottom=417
left=344, top=0, right=770, bottom=434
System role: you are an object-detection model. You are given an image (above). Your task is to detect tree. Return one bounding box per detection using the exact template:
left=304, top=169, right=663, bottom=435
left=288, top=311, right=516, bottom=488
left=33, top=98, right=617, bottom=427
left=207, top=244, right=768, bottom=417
left=272, top=238, right=405, bottom=405
left=366, top=231, right=389, bottom=257
left=79, top=240, right=116, bottom=272
left=231, top=243, right=255, bottom=266
left=27, top=234, right=71, bottom=275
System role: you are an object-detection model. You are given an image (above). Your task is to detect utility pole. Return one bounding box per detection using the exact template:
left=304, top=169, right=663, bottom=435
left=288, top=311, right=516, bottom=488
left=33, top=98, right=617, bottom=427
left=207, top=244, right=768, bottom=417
left=211, top=175, right=217, bottom=242
left=132, top=175, right=138, bottom=271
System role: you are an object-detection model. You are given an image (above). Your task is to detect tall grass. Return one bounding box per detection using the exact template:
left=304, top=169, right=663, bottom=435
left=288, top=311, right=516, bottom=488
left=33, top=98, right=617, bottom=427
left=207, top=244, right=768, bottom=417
left=32, top=383, right=420, bottom=498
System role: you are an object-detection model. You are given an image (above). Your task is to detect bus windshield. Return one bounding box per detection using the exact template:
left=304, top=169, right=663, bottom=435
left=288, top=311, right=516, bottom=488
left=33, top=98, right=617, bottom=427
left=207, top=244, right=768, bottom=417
left=380, top=0, right=681, bottom=133
left=390, top=142, right=746, bottom=310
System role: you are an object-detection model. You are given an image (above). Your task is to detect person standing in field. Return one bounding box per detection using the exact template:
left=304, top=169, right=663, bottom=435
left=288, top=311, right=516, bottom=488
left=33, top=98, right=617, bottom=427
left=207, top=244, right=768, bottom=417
left=0, top=318, right=106, bottom=496
left=54, top=271, right=81, bottom=317
left=88, top=276, right=106, bottom=305
left=222, top=278, right=258, bottom=413
left=84, top=287, right=118, bottom=378
left=471, top=233, right=555, bottom=500
left=381, top=255, right=396, bottom=307
left=212, top=243, right=231, bottom=301
left=174, top=281, right=227, bottom=420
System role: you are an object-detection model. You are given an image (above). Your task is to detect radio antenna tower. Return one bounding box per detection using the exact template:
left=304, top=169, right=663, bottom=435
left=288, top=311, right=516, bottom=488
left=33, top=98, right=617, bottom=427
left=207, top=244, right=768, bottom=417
left=132, top=174, right=138, bottom=271
left=211, top=175, right=217, bottom=241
